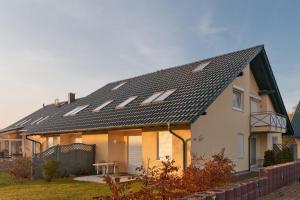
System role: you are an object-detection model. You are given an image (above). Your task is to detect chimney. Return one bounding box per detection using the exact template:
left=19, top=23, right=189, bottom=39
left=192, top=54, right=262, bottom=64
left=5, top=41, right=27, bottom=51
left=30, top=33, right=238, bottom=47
left=54, top=98, right=60, bottom=106
left=68, top=93, right=76, bottom=104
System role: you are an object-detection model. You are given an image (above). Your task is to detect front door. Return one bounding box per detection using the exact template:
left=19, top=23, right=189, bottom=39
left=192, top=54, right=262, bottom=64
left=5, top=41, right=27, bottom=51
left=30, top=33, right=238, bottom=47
left=250, top=138, right=256, bottom=165
left=128, top=136, right=142, bottom=174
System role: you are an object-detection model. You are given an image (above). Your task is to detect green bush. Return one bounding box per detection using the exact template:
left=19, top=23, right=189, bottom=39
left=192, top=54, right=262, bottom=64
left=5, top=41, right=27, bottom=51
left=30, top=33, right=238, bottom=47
left=42, top=159, right=59, bottom=182
left=276, top=148, right=293, bottom=164
left=263, top=150, right=276, bottom=167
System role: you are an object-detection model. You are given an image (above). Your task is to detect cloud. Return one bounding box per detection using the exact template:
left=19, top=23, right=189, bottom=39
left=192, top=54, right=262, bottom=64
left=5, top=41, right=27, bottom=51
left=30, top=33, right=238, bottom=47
left=197, top=12, right=228, bottom=36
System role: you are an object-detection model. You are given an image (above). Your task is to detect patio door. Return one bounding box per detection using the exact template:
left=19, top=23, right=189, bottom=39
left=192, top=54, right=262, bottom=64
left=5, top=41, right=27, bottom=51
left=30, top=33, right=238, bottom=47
left=128, top=136, right=142, bottom=174
left=250, top=138, right=256, bottom=165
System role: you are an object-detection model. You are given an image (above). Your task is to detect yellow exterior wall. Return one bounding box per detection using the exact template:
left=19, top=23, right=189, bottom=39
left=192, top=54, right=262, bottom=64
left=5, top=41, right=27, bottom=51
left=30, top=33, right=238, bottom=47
left=82, top=133, right=108, bottom=163
left=190, top=65, right=277, bottom=171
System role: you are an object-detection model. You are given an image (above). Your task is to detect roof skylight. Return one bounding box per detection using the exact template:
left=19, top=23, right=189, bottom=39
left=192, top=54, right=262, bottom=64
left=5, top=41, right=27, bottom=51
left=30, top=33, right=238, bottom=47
left=31, top=117, right=44, bottom=125
left=153, top=89, right=176, bottom=102
left=36, top=116, right=49, bottom=124
left=141, top=89, right=176, bottom=105
left=16, top=119, right=32, bottom=127
left=64, top=105, right=89, bottom=117
left=93, top=100, right=113, bottom=112
left=141, top=92, right=164, bottom=105
left=112, top=82, right=127, bottom=90
left=116, top=96, right=137, bottom=109
left=193, top=61, right=210, bottom=72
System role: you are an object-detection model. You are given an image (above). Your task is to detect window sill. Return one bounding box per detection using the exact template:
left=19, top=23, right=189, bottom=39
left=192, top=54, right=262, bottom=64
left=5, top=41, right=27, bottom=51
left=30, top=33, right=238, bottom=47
left=232, top=107, right=243, bottom=112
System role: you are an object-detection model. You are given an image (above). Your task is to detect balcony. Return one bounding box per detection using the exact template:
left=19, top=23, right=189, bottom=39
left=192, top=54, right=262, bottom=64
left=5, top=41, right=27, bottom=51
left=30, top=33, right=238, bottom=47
left=250, top=111, right=287, bottom=133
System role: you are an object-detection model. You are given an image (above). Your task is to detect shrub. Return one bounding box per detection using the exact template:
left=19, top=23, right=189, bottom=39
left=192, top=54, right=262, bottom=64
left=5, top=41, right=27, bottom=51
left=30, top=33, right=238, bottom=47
left=94, top=149, right=235, bottom=200
left=42, top=159, right=60, bottom=182
left=276, top=147, right=293, bottom=164
left=263, top=150, right=276, bottom=167
left=2, top=157, right=31, bottom=180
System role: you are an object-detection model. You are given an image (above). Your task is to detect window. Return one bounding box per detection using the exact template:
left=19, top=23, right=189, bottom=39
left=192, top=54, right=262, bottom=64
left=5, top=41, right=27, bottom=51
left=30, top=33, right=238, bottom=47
left=112, top=82, right=127, bottom=90
left=141, top=92, right=164, bottom=105
left=272, top=136, right=278, bottom=148
left=141, top=89, right=176, bottom=105
left=74, top=137, right=82, bottom=143
left=192, top=61, right=210, bottom=72
left=16, top=119, right=31, bottom=127
left=93, top=100, right=113, bottom=112
left=64, top=105, right=89, bottom=117
left=36, top=116, right=49, bottom=124
left=237, top=133, right=244, bottom=159
left=47, top=136, right=60, bottom=148
left=153, top=89, right=176, bottom=103
left=232, top=87, right=244, bottom=111
left=158, top=131, right=173, bottom=160
left=116, top=96, right=137, bottom=109
left=31, top=116, right=49, bottom=125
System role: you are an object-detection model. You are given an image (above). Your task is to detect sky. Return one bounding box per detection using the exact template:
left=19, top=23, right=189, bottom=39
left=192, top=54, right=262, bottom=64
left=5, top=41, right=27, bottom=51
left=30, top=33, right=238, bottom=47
left=1, top=0, right=300, bottom=128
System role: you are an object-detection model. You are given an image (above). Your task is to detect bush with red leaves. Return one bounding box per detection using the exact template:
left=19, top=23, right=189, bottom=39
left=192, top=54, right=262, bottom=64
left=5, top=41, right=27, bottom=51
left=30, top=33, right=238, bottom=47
left=93, top=149, right=235, bottom=200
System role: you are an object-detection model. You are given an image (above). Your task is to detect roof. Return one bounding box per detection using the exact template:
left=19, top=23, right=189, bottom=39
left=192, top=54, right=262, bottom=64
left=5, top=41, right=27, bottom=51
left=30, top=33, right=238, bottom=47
left=0, top=102, right=68, bottom=134
left=6, top=45, right=293, bottom=135
left=291, top=101, right=300, bottom=137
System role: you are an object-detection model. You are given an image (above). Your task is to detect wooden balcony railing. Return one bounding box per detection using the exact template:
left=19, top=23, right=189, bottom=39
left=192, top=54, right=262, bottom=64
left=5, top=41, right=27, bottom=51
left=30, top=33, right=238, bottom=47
left=250, top=111, right=287, bottom=133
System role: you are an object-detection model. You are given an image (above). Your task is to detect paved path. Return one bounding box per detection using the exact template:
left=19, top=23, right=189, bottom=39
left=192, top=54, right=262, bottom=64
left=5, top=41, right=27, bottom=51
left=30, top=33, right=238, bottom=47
left=261, top=182, right=300, bottom=200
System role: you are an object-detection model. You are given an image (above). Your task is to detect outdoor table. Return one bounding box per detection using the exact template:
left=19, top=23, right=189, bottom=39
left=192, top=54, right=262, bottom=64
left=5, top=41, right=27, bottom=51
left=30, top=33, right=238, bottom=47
left=93, top=162, right=117, bottom=176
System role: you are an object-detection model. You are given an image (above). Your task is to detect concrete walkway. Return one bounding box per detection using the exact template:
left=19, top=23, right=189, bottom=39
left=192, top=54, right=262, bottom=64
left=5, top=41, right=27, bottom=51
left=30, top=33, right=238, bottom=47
left=261, top=182, right=300, bottom=200
left=74, top=175, right=135, bottom=184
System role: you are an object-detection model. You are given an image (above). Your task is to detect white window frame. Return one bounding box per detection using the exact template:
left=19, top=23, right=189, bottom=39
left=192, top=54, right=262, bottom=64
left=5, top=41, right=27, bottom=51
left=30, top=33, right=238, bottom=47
left=112, top=82, right=127, bottom=91
left=153, top=89, right=176, bottom=103
left=157, top=131, right=173, bottom=160
left=141, top=92, right=164, bottom=105
left=116, top=96, right=137, bottom=109
left=93, top=100, right=113, bottom=112
left=237, top=133, right=244, bottom=159
left=192, top=61, right=210, bottom=72
left=232, top=86, right=244, bottom=111
left=64, top=105, right=89, bottom=117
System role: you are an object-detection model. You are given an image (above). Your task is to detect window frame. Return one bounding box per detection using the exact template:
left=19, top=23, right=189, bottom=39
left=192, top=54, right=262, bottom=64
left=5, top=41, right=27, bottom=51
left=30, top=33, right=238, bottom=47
left=116, top=96, right=138, bottom=109
left=237, top=133, right=244, bottom=159
left=93, top=100, right=113, bottom=112
left=64, top=105, right=89, bottom=117
left=157, top=131, right=173, bottom=161
left=232, top=86, right=244, bottom=112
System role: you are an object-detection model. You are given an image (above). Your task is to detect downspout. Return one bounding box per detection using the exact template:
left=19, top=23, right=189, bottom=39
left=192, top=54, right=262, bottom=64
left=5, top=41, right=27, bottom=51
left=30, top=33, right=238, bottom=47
left=167, top=122, right=189, bottom=170
left=25, top=135, right=42, bottom=156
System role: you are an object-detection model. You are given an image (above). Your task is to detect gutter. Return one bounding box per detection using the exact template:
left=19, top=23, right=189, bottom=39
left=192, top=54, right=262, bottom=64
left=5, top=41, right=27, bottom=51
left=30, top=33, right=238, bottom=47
left=167, top=122, right=190, bottom=170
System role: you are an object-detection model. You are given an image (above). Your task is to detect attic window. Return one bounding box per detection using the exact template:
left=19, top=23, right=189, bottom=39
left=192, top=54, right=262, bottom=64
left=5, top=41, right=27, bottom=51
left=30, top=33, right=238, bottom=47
left=112, top=82, right=127, bottom=90
left=16, top=119, right=32, bottom=127
left=153, top=89, right=176, bottom=102
left=116, top=96, right=137, bottom=109
left=36, top=116, right=49, bottom=124
left=93, top=100, right=113, bottom=112
left=142, top=89, right=176, bottom=104
left=193, top=61, right=210, bottom=72
left=31, top=117, right=43, bottom=125
left=64, top=105, right=89, bottom=117
left=141, top=92, right=164, bottom=105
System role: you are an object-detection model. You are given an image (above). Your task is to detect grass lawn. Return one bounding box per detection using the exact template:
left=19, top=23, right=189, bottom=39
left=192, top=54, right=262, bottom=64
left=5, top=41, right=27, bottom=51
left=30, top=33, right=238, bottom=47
left=0, top=173, right=141, bottom=200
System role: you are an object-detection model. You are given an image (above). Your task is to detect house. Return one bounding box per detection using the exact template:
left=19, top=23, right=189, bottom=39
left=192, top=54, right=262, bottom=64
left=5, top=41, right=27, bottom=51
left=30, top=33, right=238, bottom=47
left=0, top=100, right=69, bottom=158
left=291, top=101, right=300, bottom=158
left=0, top=45, right=293, bottom=174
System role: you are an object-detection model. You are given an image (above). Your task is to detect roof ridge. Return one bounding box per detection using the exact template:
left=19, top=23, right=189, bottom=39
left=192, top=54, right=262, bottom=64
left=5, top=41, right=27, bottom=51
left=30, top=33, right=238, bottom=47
left=104, top=44, right=265, bottom=86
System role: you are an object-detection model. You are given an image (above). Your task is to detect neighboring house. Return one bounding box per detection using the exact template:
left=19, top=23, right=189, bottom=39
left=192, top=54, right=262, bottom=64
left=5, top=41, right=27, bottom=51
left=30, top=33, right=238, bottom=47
left=0, top=45, right=293, bottom=173
left=0, top=100, right=69, bottom=158
left=291, top=101, right=300, bottom=158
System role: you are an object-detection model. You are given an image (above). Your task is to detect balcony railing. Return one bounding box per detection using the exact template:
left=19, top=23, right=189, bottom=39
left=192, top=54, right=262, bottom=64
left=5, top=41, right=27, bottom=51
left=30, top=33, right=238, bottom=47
left=250, top=111, right=287, bottom=133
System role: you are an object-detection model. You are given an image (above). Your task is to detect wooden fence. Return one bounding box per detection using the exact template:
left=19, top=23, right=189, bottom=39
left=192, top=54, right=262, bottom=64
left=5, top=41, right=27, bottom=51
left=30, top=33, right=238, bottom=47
left=32, top=143, right=95, bottom=179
